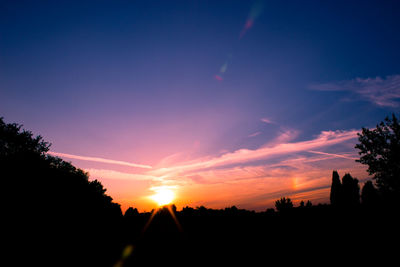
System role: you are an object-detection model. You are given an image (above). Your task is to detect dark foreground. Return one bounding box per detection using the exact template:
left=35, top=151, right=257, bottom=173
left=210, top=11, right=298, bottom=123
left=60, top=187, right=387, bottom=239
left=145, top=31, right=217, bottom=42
left=121, top=205, right=399, bottom=265
left=11, top=204, right=397, bottom=266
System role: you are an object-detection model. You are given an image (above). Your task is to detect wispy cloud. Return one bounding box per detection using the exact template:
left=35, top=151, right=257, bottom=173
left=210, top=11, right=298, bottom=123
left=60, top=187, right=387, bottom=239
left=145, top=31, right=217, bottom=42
left=86, top=168, right=159, bottom=181
left=180, top=151, right=367, bottom=210
left=309, top=74, right=400, bottom=107
left=75, top=128, right=364, bottom=211
left=307, top=150, right=358, bottom=160
left=149, top=129, right=359, bottom=177
left=261, top=117, right=273, bottom=124
left=248, top=131, right=261, bottom=138
left=48, top=151, right=152, bottom=169
left=261, top=129, right=298, bottom=147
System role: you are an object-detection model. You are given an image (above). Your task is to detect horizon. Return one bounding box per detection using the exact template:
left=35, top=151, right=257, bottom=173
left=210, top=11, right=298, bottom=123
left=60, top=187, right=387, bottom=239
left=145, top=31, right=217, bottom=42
left=1, top=0, right=400, bottom=212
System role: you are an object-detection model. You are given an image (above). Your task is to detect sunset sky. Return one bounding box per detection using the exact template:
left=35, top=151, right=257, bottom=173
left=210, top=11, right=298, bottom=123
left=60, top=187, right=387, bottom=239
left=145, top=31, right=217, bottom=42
left=1, top=0, right=400, bottom=212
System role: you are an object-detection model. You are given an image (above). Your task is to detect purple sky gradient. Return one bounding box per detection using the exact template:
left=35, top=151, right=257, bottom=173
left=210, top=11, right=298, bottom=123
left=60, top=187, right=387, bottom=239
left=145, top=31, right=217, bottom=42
left=1, top=0, right=400, bottom=211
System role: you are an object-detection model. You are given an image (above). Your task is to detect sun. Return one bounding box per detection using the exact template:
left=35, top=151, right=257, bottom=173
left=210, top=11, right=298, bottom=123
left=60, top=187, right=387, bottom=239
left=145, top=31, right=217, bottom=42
left=150, top=187, right=175, bottom=206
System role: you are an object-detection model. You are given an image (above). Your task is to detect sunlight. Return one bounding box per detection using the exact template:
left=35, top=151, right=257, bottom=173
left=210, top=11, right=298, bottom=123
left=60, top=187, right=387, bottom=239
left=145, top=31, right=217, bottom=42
left=150, top=187, right=175, bottom=206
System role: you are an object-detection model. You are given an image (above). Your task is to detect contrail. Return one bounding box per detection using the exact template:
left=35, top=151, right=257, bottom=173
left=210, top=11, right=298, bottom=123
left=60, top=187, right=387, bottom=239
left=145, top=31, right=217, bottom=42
left=48, top=151, right=152, bottom=169
left=307, top=150, right=358, bottom=160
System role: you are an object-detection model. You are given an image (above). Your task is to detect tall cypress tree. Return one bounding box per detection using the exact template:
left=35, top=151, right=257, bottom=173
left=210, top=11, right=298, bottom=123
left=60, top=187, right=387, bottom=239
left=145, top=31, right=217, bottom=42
left=330, top=170, right=342, bottom=206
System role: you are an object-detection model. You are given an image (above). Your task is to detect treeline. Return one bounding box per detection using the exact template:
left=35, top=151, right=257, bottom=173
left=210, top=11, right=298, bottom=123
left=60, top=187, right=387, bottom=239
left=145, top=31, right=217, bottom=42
left=1, top=114, right=399, bottom=266
left=1, top=118, right=124, bottom=266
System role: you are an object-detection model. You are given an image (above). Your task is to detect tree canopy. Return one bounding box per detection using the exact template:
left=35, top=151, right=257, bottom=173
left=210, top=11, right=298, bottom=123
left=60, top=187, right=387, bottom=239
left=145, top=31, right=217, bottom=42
left=1, top=117, right=122, bottom=266
left=329, top=171, right=360, bottom=207
left=0, top=117, right=121, bottom=218
left=355, top=114, right=400, bottom=200
left=275, top=197, right=293, bottom=212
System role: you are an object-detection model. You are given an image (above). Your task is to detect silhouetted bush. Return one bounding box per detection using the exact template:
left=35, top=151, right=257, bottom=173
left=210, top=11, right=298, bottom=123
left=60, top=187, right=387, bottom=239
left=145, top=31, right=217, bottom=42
left=361, top=181, right=380, bottom=207
left=275, top=197, right=293, bottom=212
left=265, top=208, right=275, bottom=215
left=125, top=207, right=139, bottom=218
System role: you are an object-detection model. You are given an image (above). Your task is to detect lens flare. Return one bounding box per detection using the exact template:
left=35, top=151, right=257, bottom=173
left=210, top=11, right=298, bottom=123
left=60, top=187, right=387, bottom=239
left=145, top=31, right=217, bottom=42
left=240, top=0, right=264, bottom=39
left=215, top=74, right=223, bottom=81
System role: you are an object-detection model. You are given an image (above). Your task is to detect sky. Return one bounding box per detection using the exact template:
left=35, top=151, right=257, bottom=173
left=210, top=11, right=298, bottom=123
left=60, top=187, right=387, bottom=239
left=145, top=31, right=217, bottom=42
left=1, top=0, right=400, bottom=212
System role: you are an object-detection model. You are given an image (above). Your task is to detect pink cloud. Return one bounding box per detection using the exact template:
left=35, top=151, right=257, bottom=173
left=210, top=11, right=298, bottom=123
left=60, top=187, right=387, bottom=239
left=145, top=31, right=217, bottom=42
left=261, top=129, right=299, bottom=147
left=261, top=117, right=273, bottom=124
left=176, top=153, right=367, bottom=210
left=72, top=128, right=365, bottom=211
left=248, top=131, right=261, bottom=137
left=149, top=129, right=359, bottom=177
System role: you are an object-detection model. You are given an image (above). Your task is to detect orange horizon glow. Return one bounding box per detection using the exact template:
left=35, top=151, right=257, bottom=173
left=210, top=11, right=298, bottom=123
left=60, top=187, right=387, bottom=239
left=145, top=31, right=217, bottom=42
left=51, top=128, right=370, bottom=213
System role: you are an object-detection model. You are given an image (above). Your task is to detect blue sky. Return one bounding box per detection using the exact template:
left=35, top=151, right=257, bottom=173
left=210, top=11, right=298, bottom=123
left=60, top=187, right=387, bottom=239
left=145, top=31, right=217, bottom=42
left=1, top=0, right=399, bottom=211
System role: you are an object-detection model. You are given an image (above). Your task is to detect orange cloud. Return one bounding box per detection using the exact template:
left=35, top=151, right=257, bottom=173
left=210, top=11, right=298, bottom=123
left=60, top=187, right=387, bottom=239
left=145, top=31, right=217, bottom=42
left=65, top=128, right=366, bottom=212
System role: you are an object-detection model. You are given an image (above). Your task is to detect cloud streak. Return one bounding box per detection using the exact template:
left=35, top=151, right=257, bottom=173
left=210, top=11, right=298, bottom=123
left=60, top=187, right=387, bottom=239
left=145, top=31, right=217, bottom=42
left=309, top=74, right=400, bottom=107
left=149, top=129, right=359, bottom=177
left=85, top=168, right=159, bottom=181
left=248, top=131, right=261, bottom=138
left=47, top=151, right=152, bottom=169
left=307, top=150, right=358, bottom=160
left=261, top=117, right=273, bottom=124
left=71, top=128, right=365, bottom=211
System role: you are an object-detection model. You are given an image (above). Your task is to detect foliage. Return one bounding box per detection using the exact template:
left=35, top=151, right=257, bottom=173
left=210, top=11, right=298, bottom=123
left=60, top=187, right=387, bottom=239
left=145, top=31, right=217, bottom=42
left=0, top=117, right=49, bottom=157
left=330, top=170, right=341, bottom=206
left=341, top=173, right=360, bottom=206
left=361, top=181, right=379, bottom=206
left=330, top=171, right=360, bottom=207
left=355, top=114, right=400, bottom=198
left=0, top=117, right=120, bottom=216
left=275, top=197, right=293, bottom=212
left=1, top=117, right=122, bottom=266
left=125, top=207, right=139, bottom=218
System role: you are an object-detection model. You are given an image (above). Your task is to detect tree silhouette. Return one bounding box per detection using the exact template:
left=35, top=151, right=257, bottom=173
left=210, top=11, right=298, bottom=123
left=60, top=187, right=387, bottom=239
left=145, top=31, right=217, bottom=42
left=355, top=114, right=400, bottom=201
left=3, top=115, right=399, bottom=265
left=361, top=181, right=379, bottom=207
left=0, top=117, right=50, bottom=157
left=341, top=173, right=360, bottom=207
left=125, top=207, right=139, bottom=218
left=329, top=171, right=360, bottom=207
left=330, top=170, right=342, bottom=206
left=275, top=197, right=293, bottom=212
left=1, top=117, right=122, bottom=266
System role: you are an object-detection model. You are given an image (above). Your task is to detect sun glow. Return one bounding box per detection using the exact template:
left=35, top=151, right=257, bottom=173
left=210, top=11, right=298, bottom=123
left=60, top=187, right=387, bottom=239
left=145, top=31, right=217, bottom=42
left=150, top=187, right=175, bottom=206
